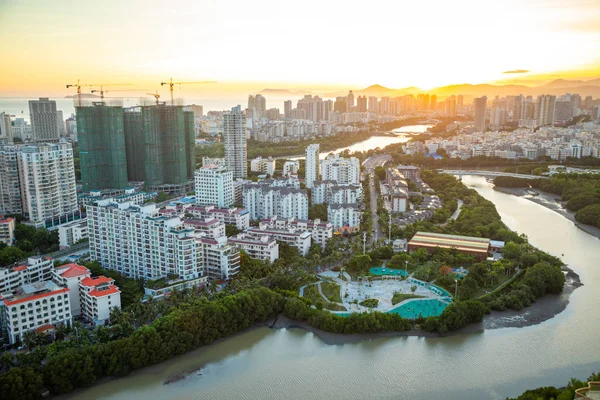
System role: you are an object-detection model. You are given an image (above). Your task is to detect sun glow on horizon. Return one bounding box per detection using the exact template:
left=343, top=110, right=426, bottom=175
left=0, top=0, right=599, bottom=97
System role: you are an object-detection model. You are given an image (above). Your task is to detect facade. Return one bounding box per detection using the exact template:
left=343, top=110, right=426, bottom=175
left=0, top=216, right=15, bottom=246
left=0, top=256, right=54, bottom=294
left=182, top=205, right=250, bottom=230
left=312, top=180, right=362, bottom=205
left=123, top=109, right=145, bottom=182
left=29, top=98, right=61, bottom=142
left=408, top=232, right=491, bottom=260
left=247, top=227, right=311, bottom=256
left=243, top=183, right=309, bottom=220
left=250, top=157, right=276, bottom=176
left=17, top=142, right=78, bottom=224
left=535, top=95, right=557, bottom=126
left=259, top=216, right=333, bottom=248
left=0, top=146, right=22, bottom=215
left=79, top=276, right=121, bottom=326
left=76, top=103, right=128, bottom=191
left=58, top=219, right=88, bottom=248
left=282, top=161, right=300, bottom=177
left=327, top=204, right=361, bottom=232
left=0, top=113, right=12, bottom=143
left=396, top=165, right=420, bottom=181
left=473, top=96, right=487, bottom=132
left=52, top=263, right=90, bottom=317
left=197, top=236, right=240, bottom=280
left=229, top=233, right=279, bottom=262
left=320, top=154, right=360, bottom=184
left=0, top=280, right=71, bottom=344
left=194, top=164, right=234, bottom=208
left=223, top=105, right=247, bottom=179
left=183, top=218, right=226, bottom=239
left=87, top=199, right=203, bottom=281
left=202, top=157, right=226, bottom=167
left=305, top=144, right=320, bottom=189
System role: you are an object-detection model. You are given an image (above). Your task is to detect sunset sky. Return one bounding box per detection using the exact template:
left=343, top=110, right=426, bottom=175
left=0, top=0, right=599, bottom=97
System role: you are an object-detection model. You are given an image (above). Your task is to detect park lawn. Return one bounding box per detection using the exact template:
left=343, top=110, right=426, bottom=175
left=321, top=282, right=342, bottom=303
left=391, top=293, right=425, bottom=305
left=303, top=284, right=347, bottom=311
left=359, top=298, right=379, bottom=308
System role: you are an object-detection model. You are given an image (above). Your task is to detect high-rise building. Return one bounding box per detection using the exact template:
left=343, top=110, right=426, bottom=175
left=248, top=94, right=266, bottom=115
left=17, top=142, right=78, bottom=223
left=554, top=100, right=573, bottom=122
left=320, top=154, right=360, bottom=184
left=334, top=97, right=347, bottom=113
left=473, top=96, right=487, bottom=131
left=583, top=96, right=593, bottom=110
left=87, top=199, right=204, bottom=281
left=368, top=96, right=378, bottom=111
left=430, top=95, right=437, bottom=110
left=457, top=95, right=464, bottom=106
left=357, top=96, right=367, bottom=112
left=242, top=184, right=309, bottom=220
left=284, top=100, right=292, bottom=118
left=297, top=95, right=321, bottom=122
left=534, top=95, right=556, bottom=126
left=223, top=105, right=247, bottom=179
left=444, top=96, right=457, bottom=117
left=346, top=90, right=355, bottom=110
left=489, top=107, right=507, bottom=128
left=0, top=146, right=21, bottom=215
left=77, top=103, right=128, bottom=191
left=513, top=95, right=523, bottom=121
left=0, top=113, right=12, bottom=143
left=29, top=98, right=61, bottom=141
left=195, top=164, right=234, bottom=208
left=123, top=109, right=145, bottom=182
left=142, top=105, right=193, bottom=187
left=65, top=114, right=77, bottom=140
left=305, top=143, right=320, bottom=189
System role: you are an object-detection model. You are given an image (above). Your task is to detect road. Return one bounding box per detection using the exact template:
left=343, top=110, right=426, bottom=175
left=363, top=155, right=390, bottom=244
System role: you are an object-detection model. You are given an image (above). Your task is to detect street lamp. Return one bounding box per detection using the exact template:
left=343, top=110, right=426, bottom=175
left=454, top=279, right=458, bottom=299
left=405, top=260, right=408, bottom=278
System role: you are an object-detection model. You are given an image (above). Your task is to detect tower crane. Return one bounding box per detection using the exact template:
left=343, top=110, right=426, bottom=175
left=146, top=90, right=161, bottom=105
left=89, top=84, right=134, bottom=101
left=160, top=78, right=216, bottom=105
left=66, top=80, right=129, bottom=106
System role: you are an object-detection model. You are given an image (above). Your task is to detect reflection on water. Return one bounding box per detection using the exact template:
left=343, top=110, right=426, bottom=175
left=65, top=176, right=600, bottom=400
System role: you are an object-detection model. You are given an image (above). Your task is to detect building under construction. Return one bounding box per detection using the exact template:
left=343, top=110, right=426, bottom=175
left=123, top=108, right=145, bottom=182
left=76, top=103, right=128, bottom=191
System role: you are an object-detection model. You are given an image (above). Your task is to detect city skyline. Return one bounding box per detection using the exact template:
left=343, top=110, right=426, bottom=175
left=0, top=0, right=599, bottom=96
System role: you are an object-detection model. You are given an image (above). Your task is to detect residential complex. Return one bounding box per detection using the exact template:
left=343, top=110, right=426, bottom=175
left=29, top=98, right=62, bottom=142
left=58, top=219, right=88, bottom=248
left=0, top=216, right=15, bottom=246
left=175, top=204, right=250, bottom=230
left=327, top=204, right=361, bottom=233
left=246, top=226, right=311, bottom=256
left=311, top=180, right=362, bottom=205
left=223, top=105, right=247, bottom=179
left=229, top=234, right=279, bottom=262
left=320, top=154, right=360, bottom=185
left=259, top=216, right=333, bottom=248
left=194, top=164, right=234, bottom=208
left=243, top=181, right=308, bottom=220
left=305, top=144, right=320, bottom=188
left=0, top=256, right=53, bottom=294
left=250, top=157, right=276, bottom=176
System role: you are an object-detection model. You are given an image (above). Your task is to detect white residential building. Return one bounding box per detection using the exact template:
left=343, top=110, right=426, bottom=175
left=0, top=256, right=54, bottom=294
left=197, top=236, right=240, bottom=280
left=52, top=263, right=91, bottom=317
left=201, top=157, right=226, bottom=167
left=223, top=105, right=247, bottom=179
left=229, top=234, right=279, bottom=262
left=17, top=142, right=78, bottom=224
left=535, top=95, right=556, bottom=126
left=305, top=144, right=320, bottom=188
left=247, top=227, right=312, bottom=256
left=282, top=161, right=300, bottom=177
left=327, top=204, right=361, bottom=233
left=87, top=199, right=203, bottom=281
left=320, top=154, right=360, bottom=184
left=0, top=146, right=22, bottom=215
left=183, top=218, right=226, bottom=239
left=58, top=219, right=88, bottom=248
left=0, top=216, right=15, bottom=246
left=195, top=164, right=234, bottom=208
left=181, top=205, right=250, bottom=230
left=250, top=157, right=276, bottom=176
left=260, top=216, right=333, bottom=248
left=0, top=280, right=72, bottom=344
left=79, top=275, right=121, bottom=326
left=29, top=98, right=61, bottom=142
left=243, top=184, right=308, bottom=220
left=312, top=180, right=363, bottom=205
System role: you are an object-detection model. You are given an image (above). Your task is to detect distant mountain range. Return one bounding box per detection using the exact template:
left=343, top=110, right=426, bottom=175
left=299, top=78, right=600, bottom=99
left=64, top=93, right=100, bottom=99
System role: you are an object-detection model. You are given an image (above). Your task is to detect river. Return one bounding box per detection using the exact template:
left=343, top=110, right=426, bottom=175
left=63, top=175, right=600, bottom=400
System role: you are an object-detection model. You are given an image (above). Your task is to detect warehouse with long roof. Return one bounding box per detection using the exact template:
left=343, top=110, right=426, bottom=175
left=407, top=231, right=491, bottom=260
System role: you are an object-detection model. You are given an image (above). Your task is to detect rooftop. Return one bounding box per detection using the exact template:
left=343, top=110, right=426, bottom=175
left=409, top=232, right=490, bottom=253
left=54, top=263, right=90, bottom=279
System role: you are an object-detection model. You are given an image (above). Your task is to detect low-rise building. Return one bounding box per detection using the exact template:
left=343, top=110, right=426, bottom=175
left=52, top=263, right=91, bottom=317
left=79, top=276, right=121, bottom=326
left=396, top=165, right=420, bottom=181
left=183, top=218, right=226, bottom=239
left=201, top=157, right=226, bottom=167
left=197, top=236, right=240, bottom=280
left=58, top=219, right=88, bottom=248
left=408, top=232, right=491, bottom=260
left=0, top=216, right=15, bottom=246
left=229, top=233, right=279, bottom=262
left=327, top=204, right=361, bottom=233
left=0, top=256, right=54, bottom=294
left=259, top=217, right=333, bottom=248
left=181, top=205, right=250, bottom=230
left=282, top=161, right=300, bottom=177
left=250, top=157, right=276, bottom=176
left=0, top=280, right=71, bottom=344
left=247, top=227, right=312, bottom=256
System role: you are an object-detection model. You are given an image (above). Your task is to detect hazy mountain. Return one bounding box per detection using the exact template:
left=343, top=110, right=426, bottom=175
left=64, top=93, right=100, bottom=99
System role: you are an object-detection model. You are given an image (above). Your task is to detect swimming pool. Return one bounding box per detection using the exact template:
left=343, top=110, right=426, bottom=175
left=369, top=267, right=408, bottom=277
left=387, top=298, right=449, bottom=319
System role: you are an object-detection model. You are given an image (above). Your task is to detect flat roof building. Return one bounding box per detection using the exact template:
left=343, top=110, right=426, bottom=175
left=408, top=231, right=491, bottom=260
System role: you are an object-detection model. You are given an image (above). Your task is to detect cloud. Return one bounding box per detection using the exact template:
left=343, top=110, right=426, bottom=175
left=502, top=69, right=530, bottom=74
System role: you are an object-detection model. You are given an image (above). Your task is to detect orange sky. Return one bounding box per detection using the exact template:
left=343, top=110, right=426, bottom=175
left=0, top=0, right=599, bottom=97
